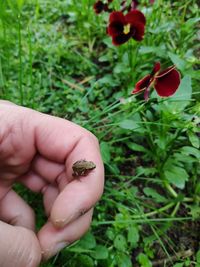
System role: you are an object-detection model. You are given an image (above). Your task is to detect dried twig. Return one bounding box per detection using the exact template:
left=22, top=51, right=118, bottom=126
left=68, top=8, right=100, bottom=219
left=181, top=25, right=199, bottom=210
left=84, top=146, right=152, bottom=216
left=152, top=249, right=194, bottom=266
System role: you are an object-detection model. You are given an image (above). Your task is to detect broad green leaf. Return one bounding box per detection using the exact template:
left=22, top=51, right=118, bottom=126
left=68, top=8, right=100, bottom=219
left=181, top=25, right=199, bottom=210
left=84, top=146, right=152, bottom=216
left=128, top=225, right=139, bottom=247
left=98, top=54, right=109, bottom=62
left=180, top=146, right=200, bottom=159
left=119, top=119, right=139, bottom=130
left=116, top=252, right=132, bottom=267
left=139, top=45, right=166, bottom=57
left=189, top=205, right=200, bottom=219
left=150, top=22, right=175, bottom=34
left=187, top=131, right=200, bottom=148
left=106, top=228, right=115, bottom=241
left=17, top=0, right=24, bottom=9
left=90, top=245, right=109, bottom=260
left=164, top=166, right=189, bottom=189
left=78, top=231, right=96, bottom=249
left=114, top=63, right=130, bottom=74
left=173, top=263, right=184, bottom=267
left=168, top=52, right=186, bottom=71
left=196, top=250, right=200, bottom=263
left=97, top=75, right=118, bottom=86
left=76, top=255, right=94, bottom=267
left=127, top=142, right=147, bottom=152
left=129, top=186, right=138, bottom=197
left=143, top=187, right=167, bottom=203
left=173, top=152, right=197, bottom=164
left=107, top=163, right=120, bottom=175
left=185, top=17, right=200, bottom=27
left=195, top=182, right=200, bottom=195
left=114, top=234, right=127, bottom=252
left=100, top=141, right=110, bottom=163
left=167, top=76, right=192, bottom=112
left=137, top=253, right=152, bottom=267
left=136, top=167, right=157, bottom=176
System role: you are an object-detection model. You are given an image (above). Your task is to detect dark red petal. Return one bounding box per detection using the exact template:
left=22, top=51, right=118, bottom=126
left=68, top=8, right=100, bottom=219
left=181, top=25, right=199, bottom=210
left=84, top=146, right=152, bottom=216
left=132, top=74, right=151, bottom=94
left=154, top=69, right=181, bottom=97
left=107, top=21, right=124, bottom=37
left=149, top=0, right=155, bottom=3
left=152, top=62, right=161, bottom=75
left=112, top=33, right=131, bottom=45
left=93, top=1, right=104, bottom=14
left=131, top=22, right=145, bottom=41
left=125, top=10, right=146, bottom=26
left=157, top=65, right=176, bottom=78
left=109, top=11, right=126, bottom=24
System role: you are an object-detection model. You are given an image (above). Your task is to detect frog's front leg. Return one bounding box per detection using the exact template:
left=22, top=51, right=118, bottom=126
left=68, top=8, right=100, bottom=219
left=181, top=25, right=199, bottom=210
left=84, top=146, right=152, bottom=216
left=72, top=170, right=78, bottom=177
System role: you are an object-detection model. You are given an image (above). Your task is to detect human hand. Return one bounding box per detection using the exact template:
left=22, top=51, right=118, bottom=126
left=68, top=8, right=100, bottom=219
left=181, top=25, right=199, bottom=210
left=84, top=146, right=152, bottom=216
left=0, top=101, right=104, bottom=267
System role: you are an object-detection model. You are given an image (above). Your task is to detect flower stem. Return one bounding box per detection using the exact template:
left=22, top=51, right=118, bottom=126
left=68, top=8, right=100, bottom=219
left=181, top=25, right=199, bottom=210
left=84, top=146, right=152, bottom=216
left=132, top=202, right=175, bottom=219
left=164, top=181, right=178, bottom=198
left=18, top=14, right=23, bottom=105
left=171, top=202, right=180, bottom=217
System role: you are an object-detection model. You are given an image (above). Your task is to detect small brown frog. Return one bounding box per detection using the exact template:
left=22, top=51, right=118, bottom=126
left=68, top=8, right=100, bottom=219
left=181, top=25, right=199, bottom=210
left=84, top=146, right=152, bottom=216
left=72, top=160, right=96, bottom=177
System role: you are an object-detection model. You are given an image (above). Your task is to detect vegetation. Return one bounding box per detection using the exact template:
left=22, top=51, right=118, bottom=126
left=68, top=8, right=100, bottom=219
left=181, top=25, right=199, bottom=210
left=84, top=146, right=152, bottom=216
left=0, top=0, right=199, bottom=266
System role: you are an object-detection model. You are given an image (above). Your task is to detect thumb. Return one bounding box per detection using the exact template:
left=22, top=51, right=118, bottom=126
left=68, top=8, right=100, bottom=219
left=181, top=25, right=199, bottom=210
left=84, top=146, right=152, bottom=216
left=0, top=221, right=41, bottom=267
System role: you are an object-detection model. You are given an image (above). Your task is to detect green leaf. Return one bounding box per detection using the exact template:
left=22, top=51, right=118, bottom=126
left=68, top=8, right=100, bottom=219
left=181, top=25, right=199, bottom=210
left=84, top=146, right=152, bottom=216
left=164, top=166, right=189, bottom=189
left=137, top=253, right=152, bottom=267
left=100, top=141, right=110, bottom=164
left=167, top=75, right=192, bottom=112
left=119, top=120, right=140, bottom=130
left=189, top=205, right=200, bottom=219
left=168, top=52, right=186, bottom=71
left=106, top=228, right=115, bottom=241
left=173, top=263, right=184, bottom=267
left=78, top=231, right=96, bottom=249
left=98, top=54, right=109, bottom=62
left=17, top=0, right=24, bottom=9
left=180, top=146, right=200, bottom=159
left=143, top=187, right=167, bottom=203
left=116, top=252, right=132, bottom=267
left=196, top=250, right=200, bottom=263
left=136, top=167, right=157, bottom=176
left=114, top=63, right=130, bottom=74
left=129, top=186, right=138, bottom=197
left=139, top=45, right=166, bottom=57
left=150, top=22, right=175, bottom=34
left=76, top=255, right=94, bottom=267
left=114, top=234, right=127, bottom=252
left=187, top=131, right=200, bottom=148
left=128, top=225, right=140, bottom=247
left=195, top=182, right=200, bottom=195
left=127, top=142, right=148, bottom=152
left=184, top=17, right=200, bottom=27
left=97, top=74, right=118, bottom=86
left=90, top=245, right=109, bottom=260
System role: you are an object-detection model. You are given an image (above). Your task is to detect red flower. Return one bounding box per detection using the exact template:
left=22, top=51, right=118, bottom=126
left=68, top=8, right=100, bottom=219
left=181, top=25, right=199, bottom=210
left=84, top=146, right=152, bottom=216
left=107, top=10, right=146, bottom=46
left=132, top=62, right=181, bottom=100
left=131, top=0, right=139, bottom=9
left=93, top=1, right=106, bottom=14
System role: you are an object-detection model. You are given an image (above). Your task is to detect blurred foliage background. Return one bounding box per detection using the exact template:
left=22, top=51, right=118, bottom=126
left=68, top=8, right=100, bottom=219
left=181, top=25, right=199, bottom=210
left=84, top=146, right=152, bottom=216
left=0, top=0, right=200, bottom=266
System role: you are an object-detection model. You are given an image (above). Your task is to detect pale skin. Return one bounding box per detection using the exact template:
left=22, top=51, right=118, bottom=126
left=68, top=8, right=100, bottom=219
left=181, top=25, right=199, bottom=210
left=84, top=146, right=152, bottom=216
left=0, top=100, right=104, bottom=267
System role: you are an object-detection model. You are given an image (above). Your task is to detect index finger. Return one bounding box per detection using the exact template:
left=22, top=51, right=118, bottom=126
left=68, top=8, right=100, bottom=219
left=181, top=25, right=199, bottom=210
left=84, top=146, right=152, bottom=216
left=51, top=133, right=104, bottom=227
left=34, top=113, right=104, bottom=227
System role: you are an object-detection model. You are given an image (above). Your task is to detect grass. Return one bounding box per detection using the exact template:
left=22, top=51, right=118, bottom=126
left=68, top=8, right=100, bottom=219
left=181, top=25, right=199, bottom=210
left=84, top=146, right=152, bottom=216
left=0, top=0, right=200, bottom=266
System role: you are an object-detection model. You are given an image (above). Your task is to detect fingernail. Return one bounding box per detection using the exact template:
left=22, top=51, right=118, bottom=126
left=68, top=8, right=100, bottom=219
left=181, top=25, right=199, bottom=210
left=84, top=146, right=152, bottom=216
left=53, top=207, right=88, bottom=228
left=54, top=213, right=75, bottom=228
